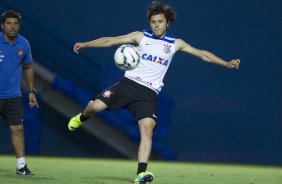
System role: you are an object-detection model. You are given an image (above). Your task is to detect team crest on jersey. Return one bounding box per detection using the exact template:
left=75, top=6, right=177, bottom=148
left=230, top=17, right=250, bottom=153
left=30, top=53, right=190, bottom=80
left=102, top=90, right=113, bottom=98
left=163, top=44, right=171, bottom=54
left=17, top=48, right=25, bottom=59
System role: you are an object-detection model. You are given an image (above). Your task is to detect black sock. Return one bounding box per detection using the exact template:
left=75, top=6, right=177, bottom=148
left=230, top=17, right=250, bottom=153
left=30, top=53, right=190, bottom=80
left=137, top=162, right=147, bottom=175
left=80, top=113, right=90, bottom=122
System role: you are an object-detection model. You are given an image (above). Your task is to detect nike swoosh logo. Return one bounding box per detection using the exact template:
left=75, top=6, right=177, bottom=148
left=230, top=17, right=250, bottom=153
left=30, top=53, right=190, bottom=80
left=17, top=170, right=26, bottom=175
left=153, top=114, right=157, bottom=118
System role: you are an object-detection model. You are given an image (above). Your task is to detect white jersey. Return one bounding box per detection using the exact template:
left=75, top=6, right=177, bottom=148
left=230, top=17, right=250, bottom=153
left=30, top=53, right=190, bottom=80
left=125, top=30, right=176, bottom=93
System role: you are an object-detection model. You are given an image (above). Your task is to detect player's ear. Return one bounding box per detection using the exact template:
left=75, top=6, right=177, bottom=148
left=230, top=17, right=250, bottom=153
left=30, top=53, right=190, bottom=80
left=166, top=21, right=170, bottom=27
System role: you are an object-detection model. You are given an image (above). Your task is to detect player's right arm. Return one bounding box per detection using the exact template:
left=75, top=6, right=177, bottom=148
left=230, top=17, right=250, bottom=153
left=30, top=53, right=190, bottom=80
left=175, top=39, right=240, bottom=69
left=73, top=31, right=143, bottom=54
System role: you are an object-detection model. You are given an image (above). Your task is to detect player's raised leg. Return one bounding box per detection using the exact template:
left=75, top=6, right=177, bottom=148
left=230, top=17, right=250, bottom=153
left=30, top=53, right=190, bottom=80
left=68, top=99, right=107, bottom=131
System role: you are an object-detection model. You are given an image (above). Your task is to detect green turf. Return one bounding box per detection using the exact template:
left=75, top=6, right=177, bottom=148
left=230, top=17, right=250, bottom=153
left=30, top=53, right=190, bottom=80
left=0, top=155, right=281, bottom=184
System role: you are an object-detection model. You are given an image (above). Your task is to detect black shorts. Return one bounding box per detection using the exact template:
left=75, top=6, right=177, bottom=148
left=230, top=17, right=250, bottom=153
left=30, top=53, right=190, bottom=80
left=0, top=97, right=23, bottom=126
left=96, top=77, right=158, bottom=122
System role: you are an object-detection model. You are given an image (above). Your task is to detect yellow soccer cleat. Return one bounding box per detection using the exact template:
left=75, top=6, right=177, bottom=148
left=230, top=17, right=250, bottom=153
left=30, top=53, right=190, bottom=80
left=134, top=171, right=154, bottom=184
left=68, top=113, right=83, bottom=131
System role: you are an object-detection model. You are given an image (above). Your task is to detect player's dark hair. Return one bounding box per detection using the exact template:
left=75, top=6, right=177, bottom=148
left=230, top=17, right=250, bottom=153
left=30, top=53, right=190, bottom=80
left=1, top=10, right=21, bottom=24
left=147, top=1, right=176, bottom=25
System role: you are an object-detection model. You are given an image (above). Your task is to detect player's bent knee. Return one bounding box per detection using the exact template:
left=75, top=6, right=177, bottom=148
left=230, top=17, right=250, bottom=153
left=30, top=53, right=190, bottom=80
left=139, top=118, right=156, bottom=138
left=89, top=99, right=107, bottom=113
left=139, top=118, right=156, bottom=129
left=10, top=125, right=24, bottom=134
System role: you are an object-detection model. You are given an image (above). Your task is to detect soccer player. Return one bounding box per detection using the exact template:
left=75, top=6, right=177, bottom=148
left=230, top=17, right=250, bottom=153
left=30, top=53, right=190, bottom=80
left=0, top=10, right=38, bottom=175
left=68, top=1, right=240, bottom=183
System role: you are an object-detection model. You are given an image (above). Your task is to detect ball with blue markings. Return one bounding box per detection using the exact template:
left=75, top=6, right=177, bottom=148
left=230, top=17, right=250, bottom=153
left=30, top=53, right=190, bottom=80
left=114, top=45, right=140, bottom=71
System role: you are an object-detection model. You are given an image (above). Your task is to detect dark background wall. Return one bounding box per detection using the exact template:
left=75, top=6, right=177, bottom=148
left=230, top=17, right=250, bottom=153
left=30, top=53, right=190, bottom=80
left=1, top=0, right=281, bottom=165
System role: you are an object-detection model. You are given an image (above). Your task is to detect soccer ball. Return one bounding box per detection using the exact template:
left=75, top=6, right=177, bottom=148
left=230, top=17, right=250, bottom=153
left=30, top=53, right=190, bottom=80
left=114, top=45, right=140, bottom=71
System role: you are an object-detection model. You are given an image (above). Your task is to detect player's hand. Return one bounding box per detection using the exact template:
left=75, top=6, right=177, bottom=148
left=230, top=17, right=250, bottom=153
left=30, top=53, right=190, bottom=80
left=73, top=42, right=86, bottom=54
left=29, top=93, right=39, bottom=108
left=226, top=59, right=240, bottom=69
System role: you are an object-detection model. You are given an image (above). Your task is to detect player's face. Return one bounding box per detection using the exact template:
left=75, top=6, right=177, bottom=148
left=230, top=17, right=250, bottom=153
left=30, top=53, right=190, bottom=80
left=150, top=13, right=168, bottom=38
left=1, top=18, right=20, bottom=41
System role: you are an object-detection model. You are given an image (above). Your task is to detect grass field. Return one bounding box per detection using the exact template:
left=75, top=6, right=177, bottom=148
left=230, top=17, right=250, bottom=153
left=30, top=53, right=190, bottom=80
left=0, top=155, right=281, bottom=184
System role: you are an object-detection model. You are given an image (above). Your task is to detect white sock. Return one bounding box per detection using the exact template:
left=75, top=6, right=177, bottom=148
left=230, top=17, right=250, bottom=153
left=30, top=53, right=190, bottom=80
left=17, top=157, right=26, bottom=169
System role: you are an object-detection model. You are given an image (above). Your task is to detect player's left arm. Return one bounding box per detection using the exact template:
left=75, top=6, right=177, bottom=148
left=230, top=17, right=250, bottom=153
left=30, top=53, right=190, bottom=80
left=175, top=39, right=240, bottom=69
left=24, top=63, right=39, bottom=108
